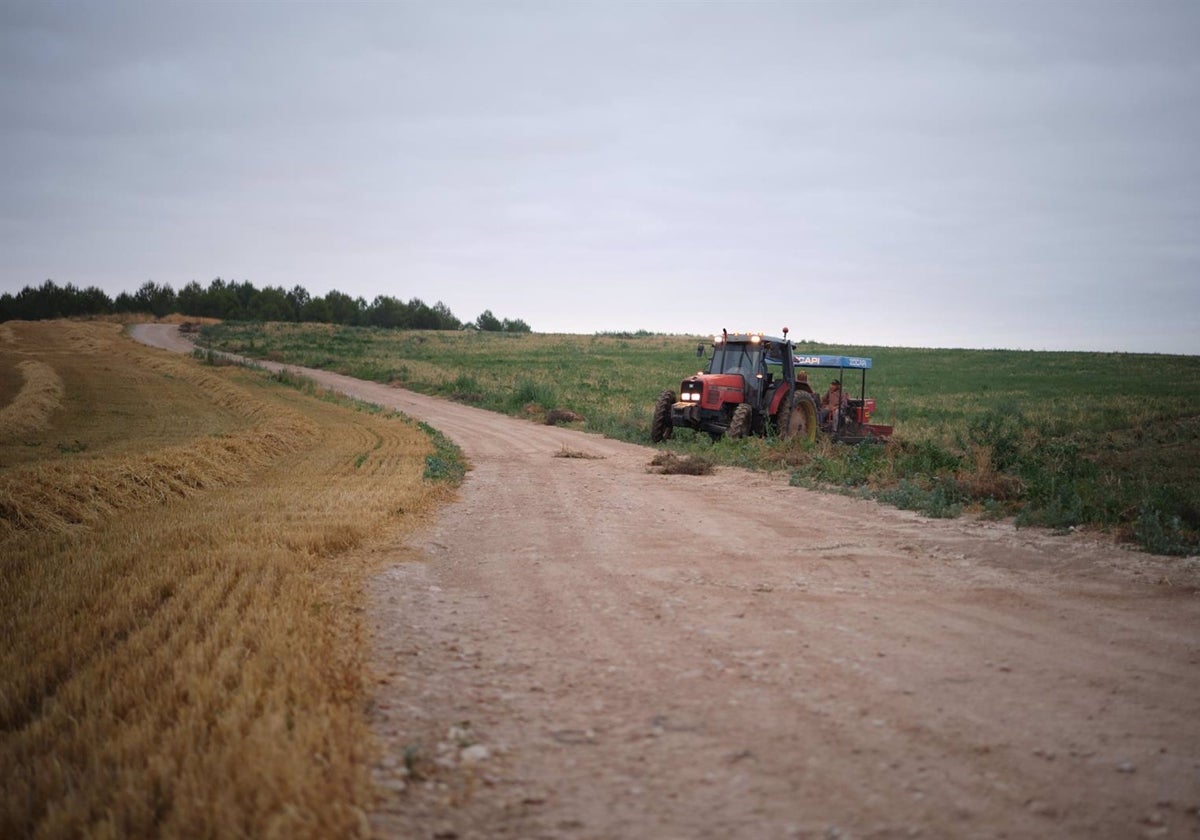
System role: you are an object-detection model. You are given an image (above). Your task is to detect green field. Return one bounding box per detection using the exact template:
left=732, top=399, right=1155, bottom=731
left=198, top=322, right=1200, bottom=556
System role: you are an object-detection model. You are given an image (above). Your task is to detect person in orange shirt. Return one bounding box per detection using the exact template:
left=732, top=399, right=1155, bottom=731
left=820, top=379, right=848, bottom=430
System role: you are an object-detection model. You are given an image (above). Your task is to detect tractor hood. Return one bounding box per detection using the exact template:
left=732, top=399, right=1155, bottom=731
left=680, top=372, right=745, bottom=407
left=685, top=372, right=744, bottom=388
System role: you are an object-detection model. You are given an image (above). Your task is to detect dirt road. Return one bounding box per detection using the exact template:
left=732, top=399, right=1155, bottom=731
left=132, top=325, right=1200, bottom=839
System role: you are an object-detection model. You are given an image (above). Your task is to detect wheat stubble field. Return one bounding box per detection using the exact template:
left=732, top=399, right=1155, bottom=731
left=1, top=320, right=453, bottom=838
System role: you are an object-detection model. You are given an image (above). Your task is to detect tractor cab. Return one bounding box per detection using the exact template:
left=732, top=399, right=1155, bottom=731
left=706, top=332, right=794, bottom=409
left=794, top=353, right=893, bottom=443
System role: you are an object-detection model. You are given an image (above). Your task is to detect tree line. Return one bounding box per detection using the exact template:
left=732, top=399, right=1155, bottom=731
left=0, top=279, right=532, bottom=333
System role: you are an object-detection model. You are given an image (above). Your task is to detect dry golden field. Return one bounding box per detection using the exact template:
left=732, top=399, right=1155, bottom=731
left=1, top=320, right=452, bottom=838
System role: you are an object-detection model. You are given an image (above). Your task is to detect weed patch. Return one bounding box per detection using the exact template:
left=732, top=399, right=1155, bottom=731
left=877, top=476, right=967, bottom=518
left=419, top=421, right=467, bottom=484
left=545, top=408, right=586, bottom=425
left=555, top=445, right=603, bottom=459
left=1131, top=485, right=1200, bottom=556
left=649, top=452, right=715, bottom=475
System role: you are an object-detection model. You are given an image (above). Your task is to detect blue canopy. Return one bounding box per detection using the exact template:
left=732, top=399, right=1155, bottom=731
left=793, top=354, right=872, bottom=369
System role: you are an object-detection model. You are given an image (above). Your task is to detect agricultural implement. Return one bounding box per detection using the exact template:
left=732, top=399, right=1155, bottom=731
left=651, top=329, right=892, bottom=444
left=793, top=353, right=893, bottom=444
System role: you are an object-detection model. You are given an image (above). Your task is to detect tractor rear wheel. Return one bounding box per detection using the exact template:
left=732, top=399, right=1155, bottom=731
left=651, top=390, right=675, bottom=442
left=728, top=403, right=753, bottom=439
left=789, top=392, right=818, bottom=443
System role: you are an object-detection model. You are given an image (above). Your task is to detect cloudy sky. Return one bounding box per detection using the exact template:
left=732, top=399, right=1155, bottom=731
left=2, top=1, right=1198, bottom=353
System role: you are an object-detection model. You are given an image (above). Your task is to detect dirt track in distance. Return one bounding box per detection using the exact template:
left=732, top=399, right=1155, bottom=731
left=132, top=325, right=1200, bottom=839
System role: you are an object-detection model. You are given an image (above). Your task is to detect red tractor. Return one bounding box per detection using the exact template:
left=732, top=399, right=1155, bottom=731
left=651, top=329, right=819, bottom=443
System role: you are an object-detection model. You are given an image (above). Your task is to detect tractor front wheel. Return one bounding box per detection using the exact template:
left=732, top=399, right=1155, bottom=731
left=728, top=403, right=753, bottom=439
left=651, top=390, right=675, bottom=442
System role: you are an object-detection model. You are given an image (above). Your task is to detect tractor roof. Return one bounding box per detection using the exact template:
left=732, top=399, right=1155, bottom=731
left=714, top=332, right=788, bottom=345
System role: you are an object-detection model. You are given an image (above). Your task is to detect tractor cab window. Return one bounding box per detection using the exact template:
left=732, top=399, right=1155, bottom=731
left=762, top=345, right=787, bottom=385
left=710, top=344, right=763, bottom=379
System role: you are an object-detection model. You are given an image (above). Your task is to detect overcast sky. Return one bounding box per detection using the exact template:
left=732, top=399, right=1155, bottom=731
left=2, top=1, right=1198, bottom=353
